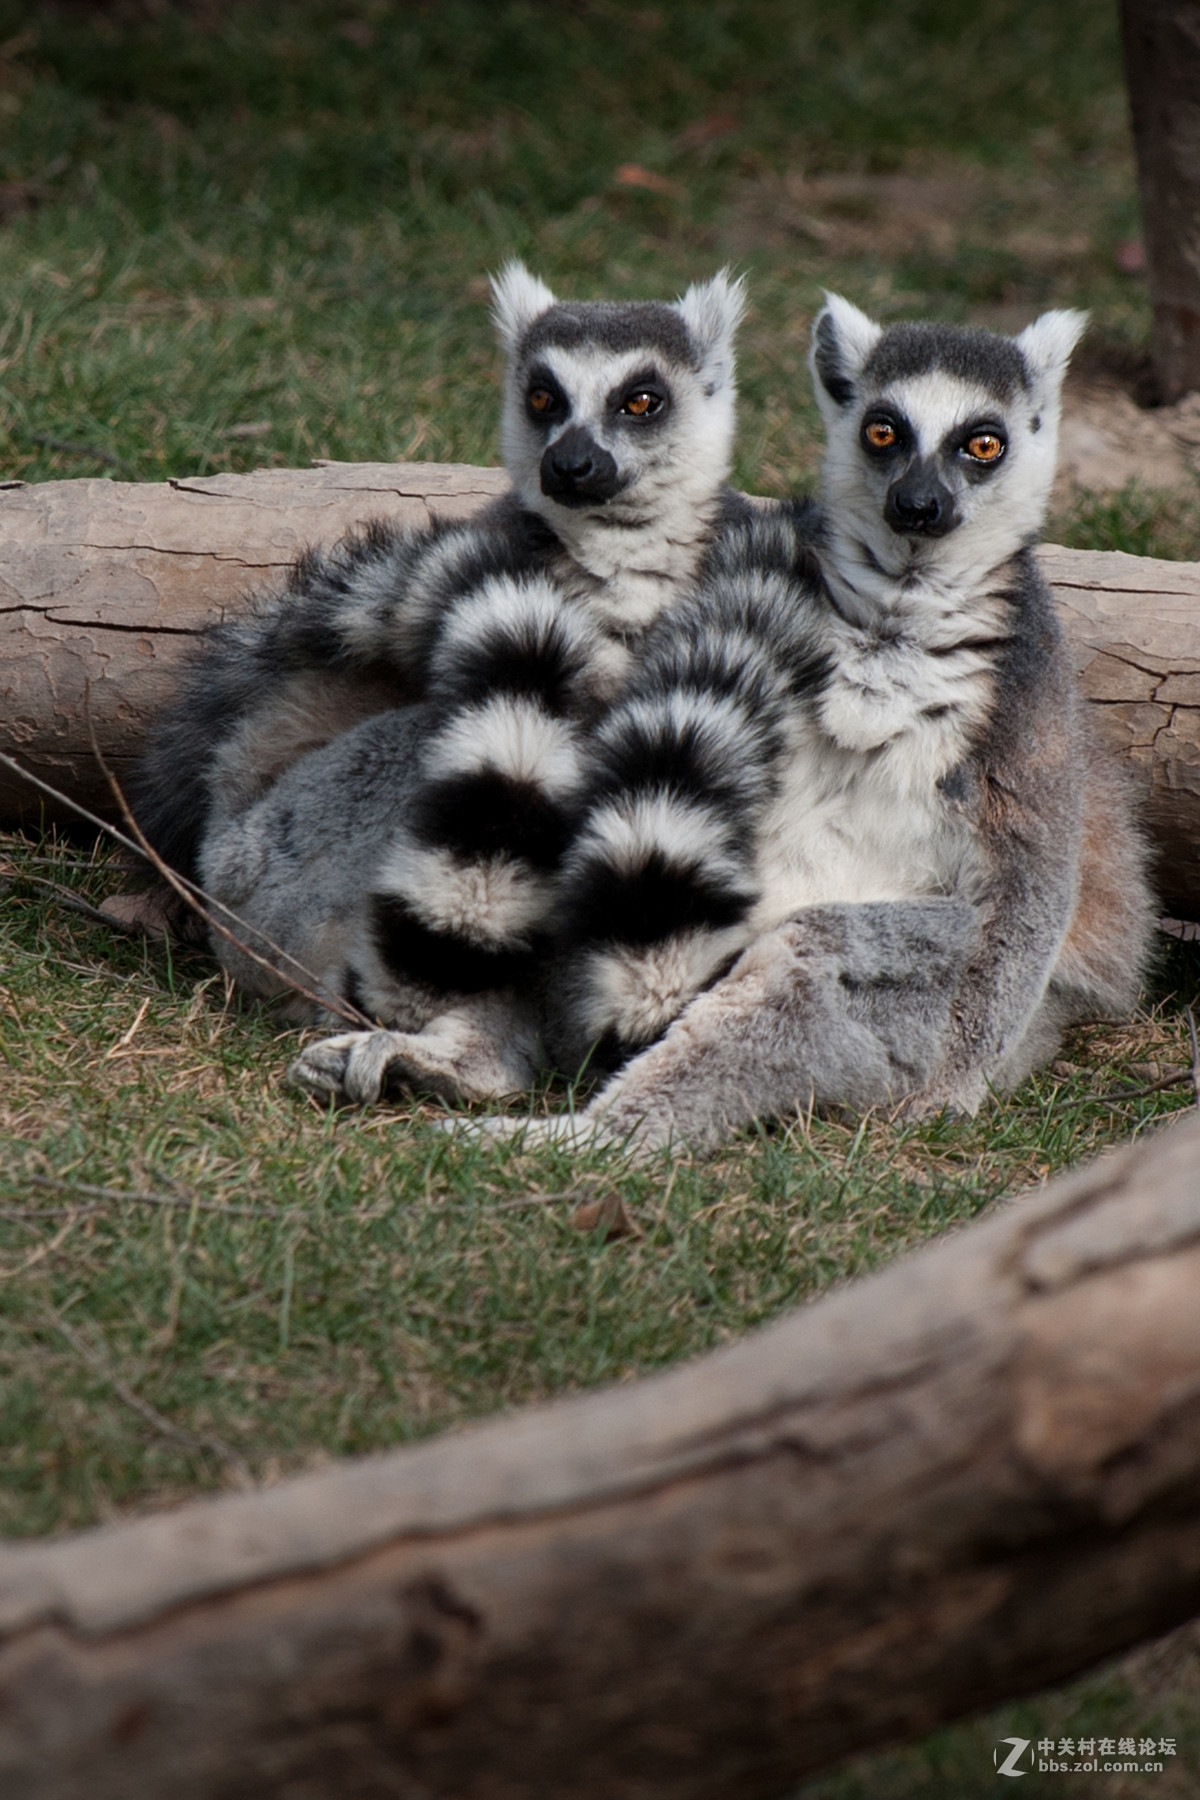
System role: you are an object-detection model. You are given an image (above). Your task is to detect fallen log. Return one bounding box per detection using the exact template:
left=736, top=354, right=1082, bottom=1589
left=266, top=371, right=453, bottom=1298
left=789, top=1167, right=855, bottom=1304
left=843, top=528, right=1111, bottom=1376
left=0, top=465, right=1198, bottom=911
left=1, top=1110, right=1199, bottom=1799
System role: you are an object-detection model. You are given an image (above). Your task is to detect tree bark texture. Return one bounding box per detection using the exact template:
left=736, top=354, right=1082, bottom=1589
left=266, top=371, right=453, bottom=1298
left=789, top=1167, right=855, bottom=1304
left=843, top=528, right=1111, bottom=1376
left=1122, top=0, right=1200, bottom=401
left=0, top=466, right=1198, bottom=911
left=0, top=1111, right=1199, bottom=1799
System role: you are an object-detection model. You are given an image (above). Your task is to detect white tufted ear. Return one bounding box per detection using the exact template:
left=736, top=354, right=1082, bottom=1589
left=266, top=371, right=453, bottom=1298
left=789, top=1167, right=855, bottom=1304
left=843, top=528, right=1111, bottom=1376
left=1015, top=308, right=1089, bottom=393
left=809, top=292, right=883, bottom=408
left=490, top=261, right=557, bottom=354
left=673, top=268, right=747, bottom=382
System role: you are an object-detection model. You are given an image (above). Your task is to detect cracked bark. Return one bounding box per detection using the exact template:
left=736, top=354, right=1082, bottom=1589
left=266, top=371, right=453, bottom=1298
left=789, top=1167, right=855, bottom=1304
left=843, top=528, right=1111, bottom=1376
left=0, top=469, right=1197, bottom=912
left=1041, top=544, right=1200, bottom=914
left=0, top=462, right=508, bottom=829
left=1, top=1111, right=1199, bottom=1798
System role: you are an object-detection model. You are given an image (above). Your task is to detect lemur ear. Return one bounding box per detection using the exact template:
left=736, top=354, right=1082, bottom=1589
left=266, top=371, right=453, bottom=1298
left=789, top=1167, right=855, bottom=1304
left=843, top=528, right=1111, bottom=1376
left=809, top=293, right=883, bottom=408
left=490, top=261, right=557, bottom=354
left=1015, top=308, right=1089, bottom=393
left=674, top=268, right=746, bottom=385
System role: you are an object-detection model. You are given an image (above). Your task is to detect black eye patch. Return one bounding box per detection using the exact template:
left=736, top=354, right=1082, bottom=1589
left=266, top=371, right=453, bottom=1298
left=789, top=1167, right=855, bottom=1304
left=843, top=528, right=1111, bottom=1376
left=946, top=417, right=1008, bottom=471
left=606, top=366, right=671, bottom=420
left=860, top=410, right=911, bottom=456
left=524, top=366, right=568, bottom=422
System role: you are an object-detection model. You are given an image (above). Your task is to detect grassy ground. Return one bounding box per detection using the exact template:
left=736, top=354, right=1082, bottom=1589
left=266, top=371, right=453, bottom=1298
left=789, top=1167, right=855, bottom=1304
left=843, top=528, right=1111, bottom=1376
left=2, top=2, right=1200, bottom=1794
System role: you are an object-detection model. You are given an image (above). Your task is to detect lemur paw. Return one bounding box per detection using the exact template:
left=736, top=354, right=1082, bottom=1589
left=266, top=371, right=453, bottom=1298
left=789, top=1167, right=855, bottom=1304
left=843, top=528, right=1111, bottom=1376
left=289, top=1029, right=413, bottom=1106
left=895, top=1073, right=989, bottom=1120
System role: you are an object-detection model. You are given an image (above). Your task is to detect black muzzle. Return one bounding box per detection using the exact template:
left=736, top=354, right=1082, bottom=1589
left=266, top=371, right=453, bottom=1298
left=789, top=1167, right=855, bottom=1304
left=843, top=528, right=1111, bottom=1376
left=540, top=426, right=621, bottom=507
left=884, top=460, right=959, bottom=538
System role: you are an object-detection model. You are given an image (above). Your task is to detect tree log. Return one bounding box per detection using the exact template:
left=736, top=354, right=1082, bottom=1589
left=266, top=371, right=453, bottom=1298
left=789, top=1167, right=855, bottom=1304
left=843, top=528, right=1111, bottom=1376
left=1, top=465, right=1199, bottom=911
left=1, top=1111, right=1200, bottom=1798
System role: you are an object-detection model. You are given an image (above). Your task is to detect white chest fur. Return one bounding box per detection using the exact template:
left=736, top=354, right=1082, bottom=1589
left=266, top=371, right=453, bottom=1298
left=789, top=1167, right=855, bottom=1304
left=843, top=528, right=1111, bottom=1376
left=750, top=589, right=1005, bottom=929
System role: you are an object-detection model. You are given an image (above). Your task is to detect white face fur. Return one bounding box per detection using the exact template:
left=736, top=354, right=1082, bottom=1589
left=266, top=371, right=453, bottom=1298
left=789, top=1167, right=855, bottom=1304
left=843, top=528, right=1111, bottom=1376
left=489, top=261, right=745, bottom=541
left=809, top=292, right=1087, bottom=591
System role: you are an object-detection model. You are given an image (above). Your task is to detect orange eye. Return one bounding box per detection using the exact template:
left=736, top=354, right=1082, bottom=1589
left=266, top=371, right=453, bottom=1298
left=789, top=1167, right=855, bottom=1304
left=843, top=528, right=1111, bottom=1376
left=528, top=387, right=555, bottom=414
left=863, top=419, right=897, bottom=450
left=966, top=432, right=1005, bottom=463
left=622, top=390, right=662, bottom=417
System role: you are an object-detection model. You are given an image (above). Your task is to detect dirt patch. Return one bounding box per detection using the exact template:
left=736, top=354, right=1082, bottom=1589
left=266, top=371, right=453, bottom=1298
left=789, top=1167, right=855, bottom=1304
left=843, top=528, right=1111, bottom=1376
left=726, top=161, right=1096, bottom=270
left=1056, top=375, right=1200, bottom=501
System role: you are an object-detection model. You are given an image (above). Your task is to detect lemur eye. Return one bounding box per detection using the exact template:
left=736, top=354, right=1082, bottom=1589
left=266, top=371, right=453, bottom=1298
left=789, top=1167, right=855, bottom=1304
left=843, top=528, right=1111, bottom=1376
left=965, top=431, right=1005, bottom=463
left=622, top=390, right=663, bottom=417
left=863, top=419, right=898, bottom=451
left=527, top=387, right=556, bottom=414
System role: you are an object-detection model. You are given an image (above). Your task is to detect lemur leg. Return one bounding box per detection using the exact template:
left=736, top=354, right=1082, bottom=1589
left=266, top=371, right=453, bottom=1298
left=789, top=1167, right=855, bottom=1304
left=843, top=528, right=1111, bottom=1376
left=290, top=992, right=541, bottom=1107
left=504, top=899, right=980, bottom=1156
left=198, top=708, right=434, bottom=1024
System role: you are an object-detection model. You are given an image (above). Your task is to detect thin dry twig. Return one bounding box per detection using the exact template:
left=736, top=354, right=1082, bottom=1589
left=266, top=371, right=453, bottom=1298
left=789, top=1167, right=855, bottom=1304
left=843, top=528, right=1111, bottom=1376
left=1015, top=1070, right=1194, bottom=1116
left=0, top=1204, right=103, bottom=1222
left=0, top=747, right=371, bottom=1030
left=1186, top=1008, right=1200, bottom=1109
left=23, top=430, right=131, bottom=472
left=89, top=716, right=375, bottom=1030
left=45, top=1308, right=254, bottom=1488
left=18, top=1171, right=282, bottom=1218
left=0, top=867, right=145, bottom=934
left=486, top=1189, right=585, bottom=1212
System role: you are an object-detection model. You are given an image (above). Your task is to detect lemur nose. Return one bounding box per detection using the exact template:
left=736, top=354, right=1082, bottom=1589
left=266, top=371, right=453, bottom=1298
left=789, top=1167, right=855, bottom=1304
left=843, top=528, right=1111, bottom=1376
left=550, top=446, right=596, bottom=481
left=884, top=472, right=958, bottom=538
left=895, top=493, right=941, bottom=526
left=540, top=425, right=621, bottom=504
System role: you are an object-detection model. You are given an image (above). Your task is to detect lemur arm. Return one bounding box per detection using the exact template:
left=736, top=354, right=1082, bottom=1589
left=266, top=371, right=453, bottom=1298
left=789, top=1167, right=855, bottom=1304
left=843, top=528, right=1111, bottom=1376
left=903, top=655, right=1086, bottom=1114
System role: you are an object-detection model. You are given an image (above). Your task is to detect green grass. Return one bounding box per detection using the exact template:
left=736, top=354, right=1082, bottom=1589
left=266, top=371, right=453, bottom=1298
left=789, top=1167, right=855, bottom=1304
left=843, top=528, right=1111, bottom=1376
left=3, top=833, right=1200, bottom=1800
left=2, top=3, right=1200, bottom=1792
left=0, top=0, right=1189, bottom=556
left=9, top=836, right=1196, bottom=1539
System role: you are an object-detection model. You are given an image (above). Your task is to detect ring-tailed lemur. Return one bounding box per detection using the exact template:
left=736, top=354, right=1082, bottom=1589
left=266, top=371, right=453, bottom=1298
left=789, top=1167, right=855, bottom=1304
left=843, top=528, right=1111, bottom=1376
left=133, top=264, right=753, bottom=1098
left=471, top=295, right=1154, bottom=1150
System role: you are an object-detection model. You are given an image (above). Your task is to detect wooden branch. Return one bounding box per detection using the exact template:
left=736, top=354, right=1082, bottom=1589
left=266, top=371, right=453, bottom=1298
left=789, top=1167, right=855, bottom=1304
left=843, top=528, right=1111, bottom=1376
left=1, top=466, right=1198, bottom=910
left=1, top=1112, right=1199, bottom=1797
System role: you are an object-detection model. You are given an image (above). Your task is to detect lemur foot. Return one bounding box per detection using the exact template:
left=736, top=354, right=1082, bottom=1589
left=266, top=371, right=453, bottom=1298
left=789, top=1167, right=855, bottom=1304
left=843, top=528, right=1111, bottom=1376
left=290, top=1004, right=540, bottom=1108
left=290, top=1029, right=415, bottom=1106
left=894, top=1071, right=990, bottom=1120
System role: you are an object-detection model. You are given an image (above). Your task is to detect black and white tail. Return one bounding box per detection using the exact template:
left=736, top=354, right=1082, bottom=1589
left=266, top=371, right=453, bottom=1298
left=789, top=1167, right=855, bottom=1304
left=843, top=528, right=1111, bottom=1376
left=359, top=570, right=610, bottom=1012
left=130, top=497, right=559, bottom=882
left=548, top=503, right=829, bottom=1071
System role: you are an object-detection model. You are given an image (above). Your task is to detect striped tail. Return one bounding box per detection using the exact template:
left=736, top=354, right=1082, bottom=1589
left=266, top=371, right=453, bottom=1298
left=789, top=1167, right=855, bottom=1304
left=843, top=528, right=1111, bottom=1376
left=130, top=496, right=557, bottom=882
left=550, top=559, right=828, bottom=1071
left=359, top=572, right=607, bottom=1013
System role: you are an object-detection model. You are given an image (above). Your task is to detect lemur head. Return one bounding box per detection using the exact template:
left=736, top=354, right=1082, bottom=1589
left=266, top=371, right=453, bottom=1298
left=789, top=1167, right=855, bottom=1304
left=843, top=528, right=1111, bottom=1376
left=490, top=261, right=745, bottom=537
left=809, top=294, right=1087, bottom=579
